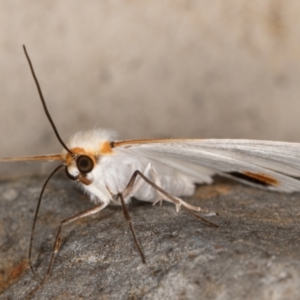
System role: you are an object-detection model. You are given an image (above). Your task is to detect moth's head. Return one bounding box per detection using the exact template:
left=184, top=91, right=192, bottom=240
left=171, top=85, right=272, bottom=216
left=62, top=129, right=117, bottom=185
left=63, top=150, right=95, bottom=185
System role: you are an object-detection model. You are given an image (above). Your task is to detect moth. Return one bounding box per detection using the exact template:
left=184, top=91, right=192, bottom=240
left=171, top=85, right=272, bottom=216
left=2, top=46, right=300, bottom=298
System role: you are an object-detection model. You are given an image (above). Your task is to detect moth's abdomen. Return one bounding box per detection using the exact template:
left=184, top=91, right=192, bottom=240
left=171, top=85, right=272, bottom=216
left=134, top=171, right=195, bottom=202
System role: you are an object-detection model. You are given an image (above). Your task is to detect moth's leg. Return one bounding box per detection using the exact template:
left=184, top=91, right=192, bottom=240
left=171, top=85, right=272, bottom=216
left=26, top=203, right=107, bottom=299
left=114, top=164, right=165, bottom=264
left=148, top=167, right=216, bottom=215
left=121, top=163, right=154, bottom=200
left=157, top=194, right=216, bottom=216
left=123, top=164, right=215, bottom=215
left=122, top=170, right=218, bottom=228
left=115, top=168, right=217, bottom=266
left=121, top=163, right=170, bottom=207
left=117, top=192, right=146, bottom=264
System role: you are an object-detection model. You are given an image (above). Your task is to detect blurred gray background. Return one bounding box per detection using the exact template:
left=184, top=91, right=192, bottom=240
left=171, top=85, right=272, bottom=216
left=1, top=0, right=300, bottom=158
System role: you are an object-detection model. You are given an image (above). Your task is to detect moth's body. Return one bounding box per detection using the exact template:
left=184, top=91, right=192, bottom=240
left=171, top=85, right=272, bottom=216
left=60, top=127, right=300, bottom=210
left=63, top=129, right=207, bottom=208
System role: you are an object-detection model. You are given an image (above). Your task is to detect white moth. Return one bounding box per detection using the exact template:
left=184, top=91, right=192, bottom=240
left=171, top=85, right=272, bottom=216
left=2, top=46, right=300, bottom=298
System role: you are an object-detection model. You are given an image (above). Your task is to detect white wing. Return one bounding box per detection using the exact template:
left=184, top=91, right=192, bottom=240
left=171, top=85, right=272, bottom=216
left=113, top=139, right=300, bottom=193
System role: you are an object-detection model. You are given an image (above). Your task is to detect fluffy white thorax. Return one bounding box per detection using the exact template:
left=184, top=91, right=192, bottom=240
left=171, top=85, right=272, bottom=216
left=63, top=128, right=118, bottom=154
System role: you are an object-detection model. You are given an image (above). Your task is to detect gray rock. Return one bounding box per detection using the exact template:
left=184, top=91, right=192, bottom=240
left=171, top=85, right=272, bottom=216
left=1, top=175, right=300, bottom=300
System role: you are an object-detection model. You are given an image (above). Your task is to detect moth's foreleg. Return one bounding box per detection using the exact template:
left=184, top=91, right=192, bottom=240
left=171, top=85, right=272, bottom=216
left=26, top=203, right=106, bottom=299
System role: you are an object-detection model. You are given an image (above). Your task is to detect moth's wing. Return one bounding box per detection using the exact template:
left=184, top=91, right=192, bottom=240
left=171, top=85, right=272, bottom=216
left=142, top=154, right=216, bottom=184
left=113, top=139, right=300, bottom=192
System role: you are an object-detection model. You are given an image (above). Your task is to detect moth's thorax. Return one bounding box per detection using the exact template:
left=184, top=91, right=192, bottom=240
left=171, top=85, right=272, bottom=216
left=63, top=129, right=118, bottom=155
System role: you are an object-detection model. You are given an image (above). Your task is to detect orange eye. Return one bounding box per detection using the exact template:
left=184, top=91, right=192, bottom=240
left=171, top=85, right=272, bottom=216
left=76, top=155, right=94, bottom=173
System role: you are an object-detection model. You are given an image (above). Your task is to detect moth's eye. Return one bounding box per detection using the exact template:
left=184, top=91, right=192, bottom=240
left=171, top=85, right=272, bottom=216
left=76, top=155, right=94, bottom=173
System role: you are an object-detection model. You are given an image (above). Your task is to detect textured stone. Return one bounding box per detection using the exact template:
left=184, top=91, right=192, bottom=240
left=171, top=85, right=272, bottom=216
left=1, top=175, right=300, bottom=300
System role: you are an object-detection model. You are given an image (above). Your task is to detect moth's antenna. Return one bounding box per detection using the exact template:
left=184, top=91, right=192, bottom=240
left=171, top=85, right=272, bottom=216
left=22, top=45, right=73, bottom=156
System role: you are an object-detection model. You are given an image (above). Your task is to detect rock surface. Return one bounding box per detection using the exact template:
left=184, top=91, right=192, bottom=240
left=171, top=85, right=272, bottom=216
left=1, top=175, right=300, bottom=300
